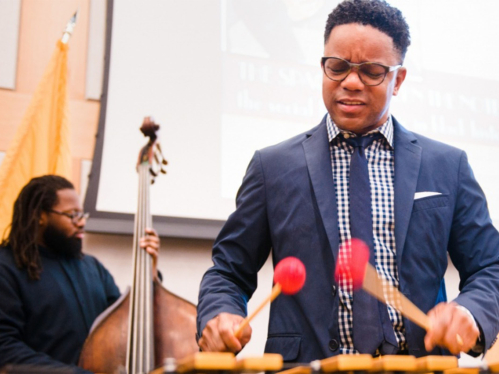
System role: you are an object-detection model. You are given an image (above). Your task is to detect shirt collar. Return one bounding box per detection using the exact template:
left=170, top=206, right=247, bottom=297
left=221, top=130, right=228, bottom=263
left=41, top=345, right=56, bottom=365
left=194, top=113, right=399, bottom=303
left=326, top=113, right=394, bottom=148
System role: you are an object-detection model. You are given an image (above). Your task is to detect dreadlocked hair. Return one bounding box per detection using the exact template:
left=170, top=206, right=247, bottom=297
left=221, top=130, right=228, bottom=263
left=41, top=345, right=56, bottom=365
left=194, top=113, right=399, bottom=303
left=1, top=175, right=74, bottom=280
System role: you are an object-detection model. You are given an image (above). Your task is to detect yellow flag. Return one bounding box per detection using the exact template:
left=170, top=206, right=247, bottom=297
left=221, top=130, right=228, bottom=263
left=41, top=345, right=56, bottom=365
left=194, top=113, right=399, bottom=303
left=0, top=40, right=72, bottom=238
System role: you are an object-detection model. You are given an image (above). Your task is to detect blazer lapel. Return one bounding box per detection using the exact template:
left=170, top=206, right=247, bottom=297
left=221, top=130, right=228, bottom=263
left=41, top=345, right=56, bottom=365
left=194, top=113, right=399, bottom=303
left=393, top=118, right=422, bottom=275
left=303, top=118, right=340, bottom=262
left=301, top=117, right=421, bottom=269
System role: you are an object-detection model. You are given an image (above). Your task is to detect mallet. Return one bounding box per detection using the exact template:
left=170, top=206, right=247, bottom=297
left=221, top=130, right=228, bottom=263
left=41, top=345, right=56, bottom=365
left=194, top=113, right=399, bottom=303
left=234, top=256, right=306, bottom=337
left=334, top=239, right=463, bottom=346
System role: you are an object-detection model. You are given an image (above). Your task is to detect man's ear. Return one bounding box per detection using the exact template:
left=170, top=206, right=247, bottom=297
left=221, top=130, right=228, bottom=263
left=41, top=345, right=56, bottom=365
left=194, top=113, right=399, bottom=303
left=39, top=211, right=48, bottom=227
left=393, top=67, right=407, bottom=96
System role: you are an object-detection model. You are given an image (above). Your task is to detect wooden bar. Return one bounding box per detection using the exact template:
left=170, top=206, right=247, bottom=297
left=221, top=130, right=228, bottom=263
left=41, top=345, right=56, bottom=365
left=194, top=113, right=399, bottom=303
left=276, top=366, right=311, bottom=374
left=371, top=355, right=417, bottom=372
left=319, top=354, right=373, bottom=372
left=489, top=361, right=499, bottom=373
left=176, top=352, right=236, bottom=372
left=235, top=354, right=283, bottom=371
left=443, top=368, right=481, bottom=374
left=416, top=356, right=458, bottom=371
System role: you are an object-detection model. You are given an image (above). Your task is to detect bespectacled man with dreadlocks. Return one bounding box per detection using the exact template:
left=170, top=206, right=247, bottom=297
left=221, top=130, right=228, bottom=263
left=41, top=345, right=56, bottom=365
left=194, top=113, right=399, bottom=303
left=0, top=175, right=159, bottom=373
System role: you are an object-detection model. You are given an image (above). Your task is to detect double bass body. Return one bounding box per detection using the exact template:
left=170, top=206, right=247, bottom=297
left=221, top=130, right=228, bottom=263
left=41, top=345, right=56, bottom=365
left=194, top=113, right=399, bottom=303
left=78, top=281, right=198, bottom=373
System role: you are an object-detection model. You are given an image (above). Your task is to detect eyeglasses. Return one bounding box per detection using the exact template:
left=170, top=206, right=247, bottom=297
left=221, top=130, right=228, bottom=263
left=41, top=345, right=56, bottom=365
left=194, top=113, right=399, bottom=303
left=49, top=210, right=89, bottom=224
left=321, top=57, right=401, bottom=86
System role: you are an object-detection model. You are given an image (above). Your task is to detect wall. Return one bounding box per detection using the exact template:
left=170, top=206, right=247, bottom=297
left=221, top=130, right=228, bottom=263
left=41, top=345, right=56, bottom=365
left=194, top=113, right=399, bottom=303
left=0, top=0, right=100, bottom=190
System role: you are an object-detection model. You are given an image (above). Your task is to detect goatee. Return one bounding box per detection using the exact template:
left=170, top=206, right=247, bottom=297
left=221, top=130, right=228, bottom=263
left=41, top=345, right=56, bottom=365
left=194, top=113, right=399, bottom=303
left=43, top=224, right=83, bottom=259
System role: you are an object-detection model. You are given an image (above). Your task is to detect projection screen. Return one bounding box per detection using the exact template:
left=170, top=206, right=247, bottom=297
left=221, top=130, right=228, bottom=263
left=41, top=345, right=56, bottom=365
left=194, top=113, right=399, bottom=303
left=84, top=0, right=499, bottom=239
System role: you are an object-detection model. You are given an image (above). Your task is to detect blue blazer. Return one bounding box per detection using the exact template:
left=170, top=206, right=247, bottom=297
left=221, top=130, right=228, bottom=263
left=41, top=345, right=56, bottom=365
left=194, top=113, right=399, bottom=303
left=197, top=116, right=499, bottom=361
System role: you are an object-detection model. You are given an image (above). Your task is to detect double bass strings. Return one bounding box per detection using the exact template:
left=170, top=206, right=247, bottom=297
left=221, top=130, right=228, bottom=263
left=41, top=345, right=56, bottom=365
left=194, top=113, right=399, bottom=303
left=127, top=163, right=155, bottom=373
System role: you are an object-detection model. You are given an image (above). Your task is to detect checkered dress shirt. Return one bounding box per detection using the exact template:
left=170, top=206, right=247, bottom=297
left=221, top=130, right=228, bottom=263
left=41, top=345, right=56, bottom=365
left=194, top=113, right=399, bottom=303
left=326, top=114, right=407, bottom=354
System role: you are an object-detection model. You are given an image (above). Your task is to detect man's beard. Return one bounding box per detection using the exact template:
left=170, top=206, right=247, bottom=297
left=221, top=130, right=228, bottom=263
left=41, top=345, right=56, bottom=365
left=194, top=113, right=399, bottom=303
left=43, top=224, right=83, bottom=259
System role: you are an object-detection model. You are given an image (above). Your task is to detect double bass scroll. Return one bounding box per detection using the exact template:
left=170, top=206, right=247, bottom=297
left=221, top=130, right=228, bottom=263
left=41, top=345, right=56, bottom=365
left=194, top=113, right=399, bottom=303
left=79, top=117, right=199, bottom=374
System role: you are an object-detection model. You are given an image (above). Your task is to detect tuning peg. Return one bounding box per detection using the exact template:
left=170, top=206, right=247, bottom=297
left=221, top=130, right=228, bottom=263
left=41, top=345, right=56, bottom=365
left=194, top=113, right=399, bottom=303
left=149, top=168, right=158, bottom=177
left=163, top=159, right=168, bottom=165
left=155, top=144, right=164, bottom=157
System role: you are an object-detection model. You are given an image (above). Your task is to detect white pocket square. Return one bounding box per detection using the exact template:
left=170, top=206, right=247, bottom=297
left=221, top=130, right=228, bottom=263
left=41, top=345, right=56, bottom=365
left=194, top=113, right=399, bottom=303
left=414, top=191, right=442, bottom=200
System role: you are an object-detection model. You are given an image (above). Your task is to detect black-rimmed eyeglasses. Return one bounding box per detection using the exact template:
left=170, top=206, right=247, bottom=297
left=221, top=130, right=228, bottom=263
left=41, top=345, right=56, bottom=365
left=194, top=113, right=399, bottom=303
left=49, top=210, right=89, bottom=224
left=321, top=57, right=401, bottom=86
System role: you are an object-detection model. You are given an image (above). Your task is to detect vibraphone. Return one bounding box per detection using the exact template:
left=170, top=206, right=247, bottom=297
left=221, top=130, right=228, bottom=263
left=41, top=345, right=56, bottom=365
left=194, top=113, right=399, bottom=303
left=150, top=353, right=499, bottom=374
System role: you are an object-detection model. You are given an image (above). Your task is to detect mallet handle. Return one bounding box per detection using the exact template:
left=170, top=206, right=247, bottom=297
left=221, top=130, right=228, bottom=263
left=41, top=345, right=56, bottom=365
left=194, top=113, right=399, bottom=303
left=363, top=264, right=463, bottom=345
left=234, top=283, right=282, bottom=338
left=363, top=265, right=430, bottom=330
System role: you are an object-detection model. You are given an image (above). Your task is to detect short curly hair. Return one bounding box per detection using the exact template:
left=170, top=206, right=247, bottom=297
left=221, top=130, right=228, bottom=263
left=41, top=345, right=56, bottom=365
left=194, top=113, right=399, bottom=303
left=324, top=0, right=411, bottom=62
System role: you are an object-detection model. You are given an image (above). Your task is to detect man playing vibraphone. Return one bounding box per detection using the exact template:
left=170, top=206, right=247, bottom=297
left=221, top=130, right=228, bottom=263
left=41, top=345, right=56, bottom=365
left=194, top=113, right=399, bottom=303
left=197, top=0, right=499, bottom=361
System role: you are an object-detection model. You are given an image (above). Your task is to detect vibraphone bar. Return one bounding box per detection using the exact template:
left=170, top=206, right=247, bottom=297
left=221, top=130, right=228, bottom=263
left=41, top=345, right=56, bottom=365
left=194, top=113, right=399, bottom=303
left=150, top=353, right=499, bottom=374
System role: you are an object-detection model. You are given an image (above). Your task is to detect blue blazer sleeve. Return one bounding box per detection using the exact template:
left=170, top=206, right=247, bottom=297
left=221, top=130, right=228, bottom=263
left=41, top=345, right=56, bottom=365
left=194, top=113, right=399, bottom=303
left=197, top=151, right=272, bottom=335
left=448, top=152, right=499, bottom=350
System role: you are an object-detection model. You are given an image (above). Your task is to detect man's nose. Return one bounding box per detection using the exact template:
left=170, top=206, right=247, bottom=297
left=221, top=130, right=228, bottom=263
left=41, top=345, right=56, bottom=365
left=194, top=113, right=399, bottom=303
left=341, top=67, right=364, bottom=90
left=76, top=216, right=87, bottom=227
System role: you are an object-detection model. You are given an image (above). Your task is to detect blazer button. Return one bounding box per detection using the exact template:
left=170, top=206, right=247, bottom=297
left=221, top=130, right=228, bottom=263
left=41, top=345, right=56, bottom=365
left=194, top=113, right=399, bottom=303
left=331, top=285, right=337, bottom=296
left=328, top=339, right=339, bottom=352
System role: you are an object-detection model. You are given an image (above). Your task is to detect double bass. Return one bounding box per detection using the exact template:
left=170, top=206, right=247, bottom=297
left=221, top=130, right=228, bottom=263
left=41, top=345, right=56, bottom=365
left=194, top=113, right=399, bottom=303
left=79, top=118, right=199, bottom=373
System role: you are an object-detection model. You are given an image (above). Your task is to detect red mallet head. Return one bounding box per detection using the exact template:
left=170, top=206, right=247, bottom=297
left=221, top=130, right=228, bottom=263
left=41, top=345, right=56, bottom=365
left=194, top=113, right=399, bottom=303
left=274, top=257, right=306, bottom=295
left=334, top=238, right=370, bottom=290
